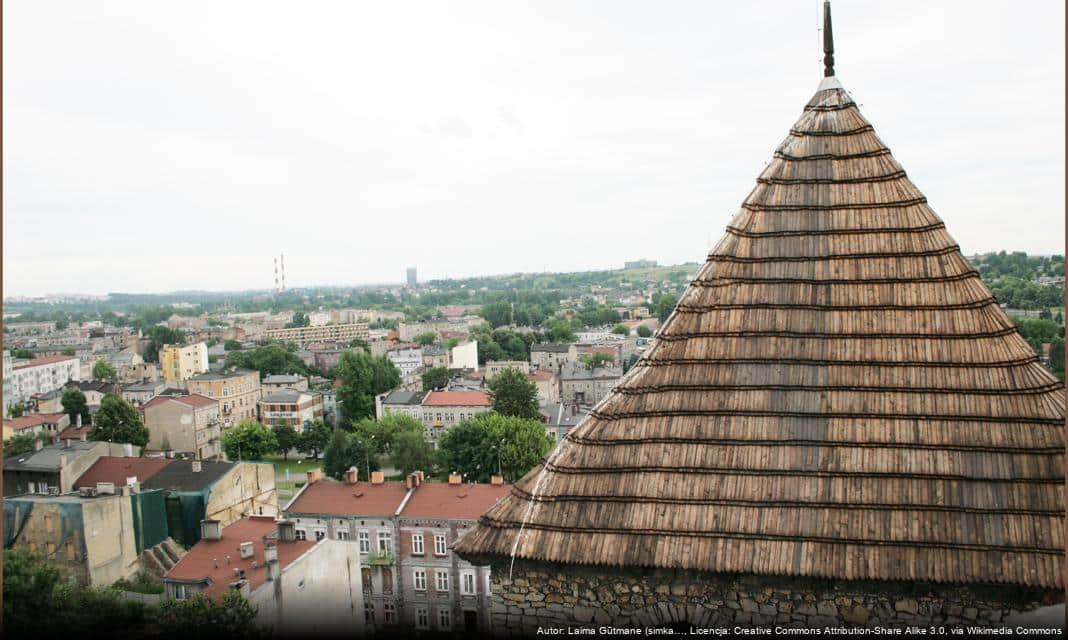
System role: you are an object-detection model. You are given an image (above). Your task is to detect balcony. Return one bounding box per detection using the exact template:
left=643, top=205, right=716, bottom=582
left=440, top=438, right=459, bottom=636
left=367, top=550, right=394, bottom=566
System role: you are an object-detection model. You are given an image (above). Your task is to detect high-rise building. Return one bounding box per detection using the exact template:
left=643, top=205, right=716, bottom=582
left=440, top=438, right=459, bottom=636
left=406, top=267, right=417, bottom=287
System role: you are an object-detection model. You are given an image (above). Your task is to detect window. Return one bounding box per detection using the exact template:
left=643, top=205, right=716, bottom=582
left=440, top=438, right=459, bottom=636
left=413, top=569, right=427, bottom=591
left=415, top=607, right=429, bottom=630
left=295, top=529, right=307, bottom=541
left=361, top=568, right=372, bottom=593
left=438, top=607, right=452, bottom=630
left=337, top=530, right=349, bottom=541
left=378, top=531, right=392, bottom=552
left=65, top=542, right=75, bottom=561
left=434, top=534, right=447, bottom=556
left=383, top=602, right=396, bottom=624
left=315, top=530, right=325, bottom=541
left=175, top=584, right=188, bottom=600
left=436, top=570, right=449, bottom=592
left=382, top=568, right=393, bottom=593
left=461, top=571, right=476, bottom=595
left=358, top=531, right=370, bottom=553
left=364, top=602, right=375, bottom=624
left=411, top=533, right=424, bottom=555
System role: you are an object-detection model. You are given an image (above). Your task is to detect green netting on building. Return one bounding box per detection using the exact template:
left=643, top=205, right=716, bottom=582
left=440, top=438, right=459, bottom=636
left=130, top=489, right=168, bottom=552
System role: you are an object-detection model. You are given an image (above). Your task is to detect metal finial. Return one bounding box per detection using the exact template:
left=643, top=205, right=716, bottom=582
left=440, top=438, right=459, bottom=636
left=822, top=1, right=835, bottom=77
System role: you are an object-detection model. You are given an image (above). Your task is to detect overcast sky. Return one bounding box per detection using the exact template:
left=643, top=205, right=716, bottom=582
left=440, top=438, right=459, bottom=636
left=4, top=1, right=1064, bottom=297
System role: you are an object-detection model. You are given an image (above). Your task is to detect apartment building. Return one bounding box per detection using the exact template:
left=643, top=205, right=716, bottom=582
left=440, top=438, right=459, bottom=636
left=375, top=390, right=427, bottom=421
left=142, top=394, right=223, bottom=460
left=2, top=413, right=71, bottom=441
left=283, top=470, right=508, bottom=635
left=158, top=342, right=209, bottom=384
left=185, top=369, right=261, bottom=429
left=483, top=360, right=529, bottom=379
left=121, top=380, right=166, bottom=406
left=9, top=355, right=81, bottom=405
left=264, top=322, right=369, bottom=347
left=529, top=343, right=578, bottom=372
left=527, top=369, right=560, bottom=404
left=558, top=362, right=623, bottom=405
left=419, top=391, right=492, bottom=445
left=257, top=389, right=323, bottom=429
left=261, top=374, right=308, bottom=393
left=387, top=345, right=424, bottom=377
left=163, top=517, right=365, bottom=636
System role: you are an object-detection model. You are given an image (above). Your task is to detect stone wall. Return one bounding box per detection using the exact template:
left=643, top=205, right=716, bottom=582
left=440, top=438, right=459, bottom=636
left=487, top=560, right=1058, bottom=636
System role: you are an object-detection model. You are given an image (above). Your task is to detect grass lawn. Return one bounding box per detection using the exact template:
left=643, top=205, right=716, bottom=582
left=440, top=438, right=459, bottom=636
left=266, top=455, right=325, bottom=501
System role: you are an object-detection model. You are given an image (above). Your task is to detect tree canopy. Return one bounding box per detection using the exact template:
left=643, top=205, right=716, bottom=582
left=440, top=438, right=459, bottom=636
left=297, top=419, right=332, bottom=460
left=335, top=351, right=401, bottom=425
left=61, top=388, right=91, bottom=424
left=436, top=412, right=552, bottom=483
left=92, top=359, right=117, bottom=381
left=322, top=429, right=379, bottom=481
left=220, top=420, right=278, bottom=461
left=90, top=394, right=149, bottom=448
left=636, top=324, right=653, bottom=338
left=225, top=343, right=308, bottom=378
left=488, top=368, right=540, bottom=419
left=421, top=367, right=450, bottom=391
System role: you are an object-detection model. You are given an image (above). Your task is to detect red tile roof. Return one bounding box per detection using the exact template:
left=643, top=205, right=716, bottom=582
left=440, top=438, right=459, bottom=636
left=527, top=370, right=554, bottom=381
left=58, top=425, right=92, bottom=440
left=74, top=456, right=174, bottom=488
left=422, top=391, right=492, bottom=407
left=13, top=354, right=79, bottom=369
left=165, top=516, right=316, bottom=599
left=286, top=479, right=409, bottom=517
left=142, top=394, right=218, bottom=411
left=400, top=482, right=511, bottom=520
left=3, top=413, right=69, bottom=432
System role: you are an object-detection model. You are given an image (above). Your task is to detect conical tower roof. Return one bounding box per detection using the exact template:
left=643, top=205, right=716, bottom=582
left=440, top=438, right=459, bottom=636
left=456, top=56, right=1065, bottom=587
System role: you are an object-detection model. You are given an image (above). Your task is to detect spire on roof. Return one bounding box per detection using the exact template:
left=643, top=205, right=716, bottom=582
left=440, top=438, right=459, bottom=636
left=823, top=0, right=835, bottom=77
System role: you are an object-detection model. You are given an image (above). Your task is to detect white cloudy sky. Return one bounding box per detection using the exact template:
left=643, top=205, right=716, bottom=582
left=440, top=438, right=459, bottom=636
left=3, top=1, right=1064, bottom=296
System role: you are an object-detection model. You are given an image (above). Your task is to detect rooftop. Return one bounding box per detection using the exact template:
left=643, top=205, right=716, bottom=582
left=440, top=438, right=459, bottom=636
left=422, top=390, right=492, bottom=407
left=400, top=482, right=510, bottom=520
left=262, top=374, right=305, bottom=384
left=75, top=456, right=174, bottom=488
left=164, top=516, right=315, bottom=599
left=286, top=479, right=410, bottom=517
left=531, top=343, right=571, bottom=353
left=13, top=354, right=79, bottom=369
left=141, top=459, right=236, bottom=492
left=142, top=394, right=218, bottom=411
left=259, top=389, right=317, bottom=404
left=3, top=413, right=69, bottom=432
left=382, top=390, right=427, bottom=406
left=5, top=441, right=113, bottom=472
left=187, top=368, right=257, bottom=381
left=558, top=362, right=623, bottom=380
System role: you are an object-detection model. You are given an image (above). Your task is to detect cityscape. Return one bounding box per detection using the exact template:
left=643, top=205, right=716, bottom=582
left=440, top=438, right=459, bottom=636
left=2, top=1, right=1065, bottom=638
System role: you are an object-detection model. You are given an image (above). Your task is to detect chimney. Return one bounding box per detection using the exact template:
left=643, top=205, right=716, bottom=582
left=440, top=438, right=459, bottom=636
left=448, top=473, right=462, bottom=485
left=345, top=467, right=358, bottom=485
left=239, top=541, right=254, bottom=559
left=490, top=474, right=504, bottom=486
left=264, top=542, right=278, bottom=563
left=201, top=519, right=222, bottom=540
left=306, top=469, right=322, bottom=484
left=80, top=432, right=87, bottom=442
left=370, top=471, right=385, bottom=485
left=34, top=438, right=44, bottom=451
left=124, top=443, right=134, bottom=457
left=405, top=473, right=414, bottom=489
left=416, top=470, right=424, bottom=485
left=64, top=439, right=71, bottom=449
left=76, top=414, right=82, bottom=428
left=192, top=460, right=202, bottom=473
left=266, top=556, right=281, bottom=581
left=277, top=520, right=296, bottom=542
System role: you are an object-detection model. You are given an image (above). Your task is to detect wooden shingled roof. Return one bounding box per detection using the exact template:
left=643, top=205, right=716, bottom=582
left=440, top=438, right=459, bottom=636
left=454, top=75, right=1066, bottom=588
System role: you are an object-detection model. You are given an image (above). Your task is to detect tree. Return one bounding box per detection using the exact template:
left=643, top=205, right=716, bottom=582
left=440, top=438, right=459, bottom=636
left=414, top=332, right=438, bottom=346
left=60, top=348, right=76, bottom=356
left=297, top=419, right=332, bottom=460
left=272, top=423, right=300, bottom=460
left=437, top=413, right=553, bottom=483
left=220, top=420, right=278, bottom=461
left=352, top=414, right=422, bottom=453
left=335, top=351, right=401, bottom=425
left=61, top=388, right=91, bottom=424
left=92, top=359, right=117, bottom=381
left=322, top=429, right=379, bottom=481
left=286, top=311, right=310, bottom=328
left=224, top=339, right=242, bottom=351
left=636, top=324, right=652, bottom=338
left=4, top=432, right=52, bottom=458
left=8, top=401, right=25, bottom=418
left=488, top=368, right=540, bottom=419
left=391, top=429, right=434, bottom=477
left=12, top=348, right=35, bottom=359
left=225, top=343, right=307, bottom=377
left=142, top=325, right=185, bottom=363
left=90, top=394, right=150, bottom=448
left=653, top=294, right=677, bottom=323
left=545, top=319, right=577, bottom=342
left=479, top=301, right=513, bottom=328
left=156, top=590, right=259, bottom=638
left=4, top=548, right=59, bottom=633
left=612, top=323, right=630, bottom=336
left=421, top=367, right=451, bottom=391
left=579, top=352, right=615, bottom=370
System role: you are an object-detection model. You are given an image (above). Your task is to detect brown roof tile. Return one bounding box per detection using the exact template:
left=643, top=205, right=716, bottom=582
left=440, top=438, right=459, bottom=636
left=286, top=479, right=409, bottom=517
left=74, top=456, right=174, bottom=488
